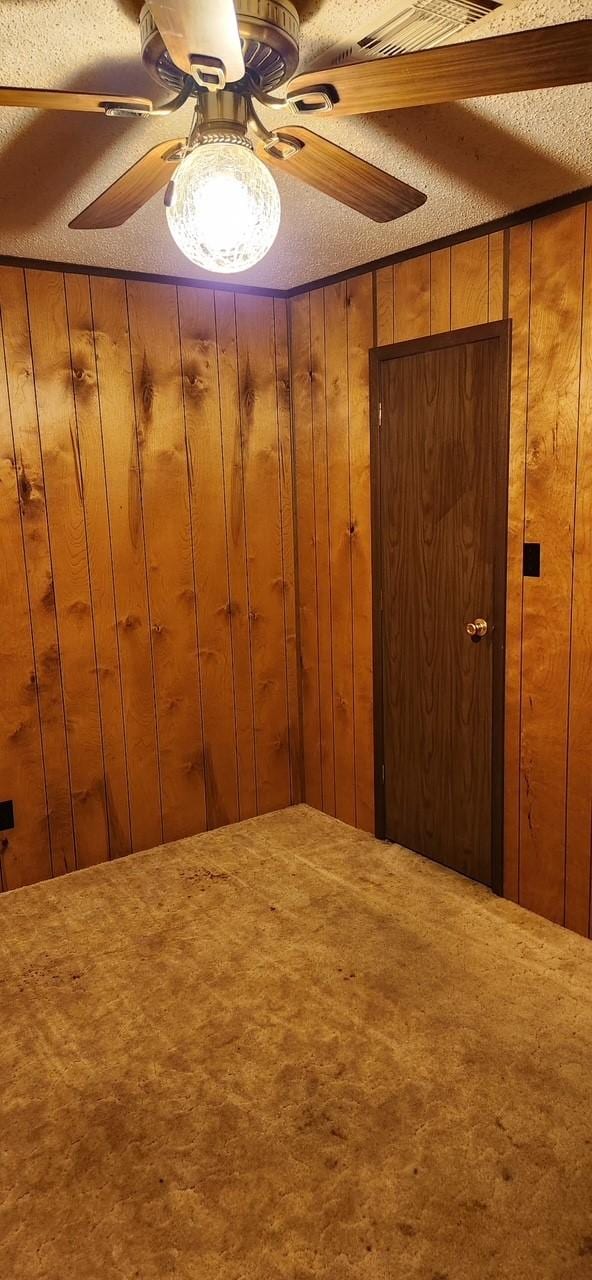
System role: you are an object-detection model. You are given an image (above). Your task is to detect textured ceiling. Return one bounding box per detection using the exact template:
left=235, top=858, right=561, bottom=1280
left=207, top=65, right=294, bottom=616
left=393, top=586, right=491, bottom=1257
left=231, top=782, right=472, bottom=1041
left=0, top=0, right=589, bottom=288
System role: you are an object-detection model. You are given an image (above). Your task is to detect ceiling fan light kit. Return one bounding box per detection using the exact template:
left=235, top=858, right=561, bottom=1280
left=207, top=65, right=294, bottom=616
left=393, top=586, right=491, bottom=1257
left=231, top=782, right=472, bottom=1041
left=166, top=138, right=281, bottom=273
left=161, top=86, right=281, bottom=273
left=0, top=2, right=590, bottom=275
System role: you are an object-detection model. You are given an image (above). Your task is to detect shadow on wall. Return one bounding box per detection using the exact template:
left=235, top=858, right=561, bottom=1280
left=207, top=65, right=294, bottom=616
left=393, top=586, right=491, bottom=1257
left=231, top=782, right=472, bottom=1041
left=0, top=58, right=167, bottom=231
left=363, top=99, right=586, bottom=205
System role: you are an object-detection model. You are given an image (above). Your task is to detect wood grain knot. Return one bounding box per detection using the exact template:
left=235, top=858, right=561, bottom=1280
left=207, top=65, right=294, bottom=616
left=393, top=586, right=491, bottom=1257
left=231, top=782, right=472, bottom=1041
left=141, top=359, right=154, bottom=414
left=18, top=467, right=32, bottom=505
left=184, top=756, right=204, bottom=776
left=185, top=372, right=207, bottom=397
left=41, top=643, right=59, bottom=671
left=68, top=598, right=89, bottom=616
left=73, top=787, right=95, bottom=804
left=120, top=613, right=141, bottom=631
left=243, top=384, right=256, bottom=414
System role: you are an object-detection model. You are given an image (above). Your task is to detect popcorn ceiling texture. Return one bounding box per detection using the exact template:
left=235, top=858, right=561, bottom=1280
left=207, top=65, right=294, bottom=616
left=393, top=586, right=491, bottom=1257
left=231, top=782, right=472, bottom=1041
left=0, top=0, right=589, bottom=288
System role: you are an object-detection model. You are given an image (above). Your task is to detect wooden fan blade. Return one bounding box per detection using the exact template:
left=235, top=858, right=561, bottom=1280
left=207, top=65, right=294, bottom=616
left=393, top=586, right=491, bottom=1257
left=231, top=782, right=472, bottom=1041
left=287, top=20, right=592, bottom=117
left=148, top=0, right=245, bottom=81
left=69, top=139, right=184, bottom=229
left=257, top=127, right=425, bottom=222
left=0, top=86, right=153, bottom=114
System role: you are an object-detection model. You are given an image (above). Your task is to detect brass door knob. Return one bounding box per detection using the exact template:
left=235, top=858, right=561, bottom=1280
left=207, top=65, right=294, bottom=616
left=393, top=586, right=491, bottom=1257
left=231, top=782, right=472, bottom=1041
left=466, top=618, right=488, bottom=638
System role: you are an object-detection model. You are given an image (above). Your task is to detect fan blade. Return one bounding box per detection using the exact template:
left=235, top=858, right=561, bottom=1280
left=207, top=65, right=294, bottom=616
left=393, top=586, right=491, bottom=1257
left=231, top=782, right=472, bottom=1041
left=69, top=139, right=184, bottom=229
left=257, top=127, right=425, bottom=222
left=148, top=0, right=245, bottom=82
left=0, top=86, right=153, bottom=114
left=287, top=20, right=592, bottom=117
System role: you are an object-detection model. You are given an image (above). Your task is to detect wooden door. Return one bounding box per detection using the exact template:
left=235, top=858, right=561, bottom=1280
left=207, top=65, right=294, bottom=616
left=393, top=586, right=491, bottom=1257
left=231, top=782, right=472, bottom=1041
left=371, top=323, right=511, bottom=889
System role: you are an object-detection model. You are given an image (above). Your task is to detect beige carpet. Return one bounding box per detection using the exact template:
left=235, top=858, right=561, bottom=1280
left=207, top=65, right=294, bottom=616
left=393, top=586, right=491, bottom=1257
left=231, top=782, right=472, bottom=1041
left=1, top=806, right=592, bottom=1280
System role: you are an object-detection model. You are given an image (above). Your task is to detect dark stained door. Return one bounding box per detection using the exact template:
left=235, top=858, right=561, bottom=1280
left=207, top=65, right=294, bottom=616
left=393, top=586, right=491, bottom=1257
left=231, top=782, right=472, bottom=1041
left=372, top=323, right=510, bottom=888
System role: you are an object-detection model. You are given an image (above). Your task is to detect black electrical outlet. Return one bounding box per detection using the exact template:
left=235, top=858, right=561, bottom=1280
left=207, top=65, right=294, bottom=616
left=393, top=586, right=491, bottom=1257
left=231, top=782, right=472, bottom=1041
left=523, top=542, right=541, bottom=578
left=0, top=800, right=14, bottom=830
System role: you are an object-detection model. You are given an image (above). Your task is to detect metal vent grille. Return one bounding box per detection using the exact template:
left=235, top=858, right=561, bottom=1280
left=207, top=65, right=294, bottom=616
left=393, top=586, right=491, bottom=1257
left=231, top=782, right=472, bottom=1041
left=313, top=0, right=500, bottom=69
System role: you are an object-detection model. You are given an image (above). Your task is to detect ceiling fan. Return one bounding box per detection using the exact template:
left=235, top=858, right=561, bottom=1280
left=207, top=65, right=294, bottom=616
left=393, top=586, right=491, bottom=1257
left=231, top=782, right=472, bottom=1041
left=0, top=2, right=590, bottom=273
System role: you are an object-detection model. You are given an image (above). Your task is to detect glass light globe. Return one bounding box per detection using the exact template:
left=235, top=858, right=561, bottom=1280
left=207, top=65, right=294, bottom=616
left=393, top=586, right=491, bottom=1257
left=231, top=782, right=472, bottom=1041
left=166, top=141, right=281, bottom=274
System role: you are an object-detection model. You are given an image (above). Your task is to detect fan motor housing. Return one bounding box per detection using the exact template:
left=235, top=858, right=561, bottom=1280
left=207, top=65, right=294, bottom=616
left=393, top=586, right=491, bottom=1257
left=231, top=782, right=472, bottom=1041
left=140, top=0, right=300, bottom=94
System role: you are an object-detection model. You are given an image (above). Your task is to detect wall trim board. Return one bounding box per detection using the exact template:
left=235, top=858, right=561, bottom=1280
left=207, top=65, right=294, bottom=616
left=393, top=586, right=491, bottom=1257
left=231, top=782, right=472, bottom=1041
left=1, top=185, right=590, bottom=302
left=285, top=186, right=592, bottom=298
left=0, top=255, right=281, bottom=298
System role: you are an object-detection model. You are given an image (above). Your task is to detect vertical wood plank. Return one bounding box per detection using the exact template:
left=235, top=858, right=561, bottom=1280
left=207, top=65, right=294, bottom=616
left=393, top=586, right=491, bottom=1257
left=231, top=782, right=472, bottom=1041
left=89, top=276, right=162, bottom=853
left=126, top=280, right=206, bottom=841
left=274, top=296, right=302, bottom=805
left=310, top=288, right=335, bottom=816
left=503, top=221, right=532, bottom=904
left=235, top=293, right=291, bottom=814
left=565, top=205, right=592, bottom=937
left=430, top=248, right=451, bottom=334
left=520, top=206, right=585, bottom=924
left=0, top=267, right=76, bottom=877
left=347, top=272, right=375, bottom=833
left=375, top=266, right=394, bottom=345
left=324, top=281, right=356, bottom=826
left=0, top=313, right=52, bottom=889
left=488, top=231, right=505, bottom=322
left=394, top=256, right=430, bottom=340
left=288, top=292, right=322, bottom=810
left=177, top=284, right=238, bottom=829
left=26, top=269, right=109, bottom=870
left=451, top=237, right=489, bottom=328
left=214, top=290, right=257, bottom=820
left=64, top=274, right=131, bottom=860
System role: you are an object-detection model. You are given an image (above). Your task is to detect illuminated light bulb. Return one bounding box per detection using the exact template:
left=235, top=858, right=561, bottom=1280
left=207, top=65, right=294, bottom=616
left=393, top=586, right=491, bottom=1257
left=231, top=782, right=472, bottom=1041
left=166, top=140, right=281, bottom=274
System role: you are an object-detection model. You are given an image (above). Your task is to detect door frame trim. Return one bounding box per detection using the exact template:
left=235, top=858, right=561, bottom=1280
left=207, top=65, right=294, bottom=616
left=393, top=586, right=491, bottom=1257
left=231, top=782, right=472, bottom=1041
left=369, top=320, right=512, bottom=895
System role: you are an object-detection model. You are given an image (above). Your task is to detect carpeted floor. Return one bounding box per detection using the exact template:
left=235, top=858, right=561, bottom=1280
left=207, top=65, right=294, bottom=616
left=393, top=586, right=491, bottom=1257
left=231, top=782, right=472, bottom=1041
left=1, top=806, right=592, bottom=1280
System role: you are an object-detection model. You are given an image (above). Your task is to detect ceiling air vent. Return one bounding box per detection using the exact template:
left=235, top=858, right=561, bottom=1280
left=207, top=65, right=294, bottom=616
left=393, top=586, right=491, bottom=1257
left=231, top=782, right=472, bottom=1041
left=311, top=0, right=501, bottom=70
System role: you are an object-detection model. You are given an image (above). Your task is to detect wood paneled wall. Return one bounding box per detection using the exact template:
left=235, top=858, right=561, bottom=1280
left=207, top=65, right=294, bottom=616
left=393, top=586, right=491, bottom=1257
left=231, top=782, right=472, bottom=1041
left=1, top=198, right=590, bottom=936
left=0, top=266, right=299, bottom=891
left=289, top=200, right=592, bottom=937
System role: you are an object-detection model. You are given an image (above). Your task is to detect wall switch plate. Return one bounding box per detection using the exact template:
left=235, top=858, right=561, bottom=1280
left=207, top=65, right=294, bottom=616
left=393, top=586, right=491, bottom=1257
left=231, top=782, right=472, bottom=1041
left=0, top=800, right=15, bottom=830
left=523, top=543, right=541, bottom=578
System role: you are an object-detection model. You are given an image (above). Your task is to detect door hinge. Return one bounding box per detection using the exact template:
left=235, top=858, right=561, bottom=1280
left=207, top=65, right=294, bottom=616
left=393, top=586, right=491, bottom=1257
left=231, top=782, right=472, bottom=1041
left=381, top=763, right=385, bottom=786
left=378, top=401, right=382, bottom=429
